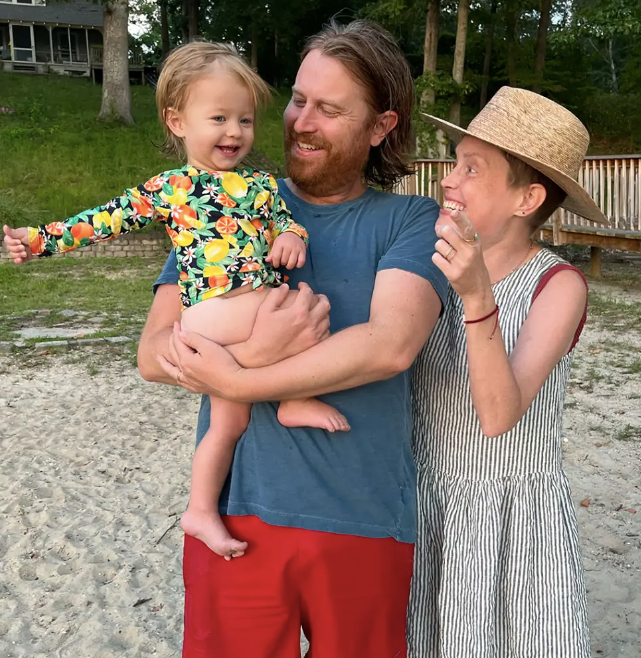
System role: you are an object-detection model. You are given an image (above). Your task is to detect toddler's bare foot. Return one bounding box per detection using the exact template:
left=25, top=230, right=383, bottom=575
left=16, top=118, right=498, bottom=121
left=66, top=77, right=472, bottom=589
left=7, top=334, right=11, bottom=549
left=278, top=398, right=350, bottom=433
left=181, top=508, right=248, bottom=561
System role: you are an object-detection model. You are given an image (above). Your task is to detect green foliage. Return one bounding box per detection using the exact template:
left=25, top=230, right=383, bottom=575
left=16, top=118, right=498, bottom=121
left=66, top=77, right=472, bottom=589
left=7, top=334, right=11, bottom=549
left=0, top=256, right=169, bottom=344
left=0, top=72, right=288, bottom=228
left=581, top=92, right=641, bottom=152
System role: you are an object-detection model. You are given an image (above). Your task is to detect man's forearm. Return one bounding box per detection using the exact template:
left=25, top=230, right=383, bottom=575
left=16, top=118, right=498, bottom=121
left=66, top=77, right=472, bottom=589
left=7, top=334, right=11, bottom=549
left=221, top=274, right=442, bottom=403
left=228, top=321, right=411, bottom=402
left=138, top=327, right=178, bottom=385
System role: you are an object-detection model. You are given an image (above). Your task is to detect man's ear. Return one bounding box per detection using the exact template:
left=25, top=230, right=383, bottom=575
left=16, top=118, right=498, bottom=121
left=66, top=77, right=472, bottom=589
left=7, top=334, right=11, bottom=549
left=165, top=108, right=185, bottom=138
left=517, top=183, right=547, bottom=218
left=370, top=110, right=398, bottom=147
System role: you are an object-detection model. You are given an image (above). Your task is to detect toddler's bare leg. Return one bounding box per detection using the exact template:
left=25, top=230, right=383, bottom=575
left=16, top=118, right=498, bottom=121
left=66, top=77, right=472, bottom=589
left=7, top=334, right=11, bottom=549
left=183, top=288, right=350, bottom=434
left=179, top=289, right=349, bottom=558
left=180, top=397, right=251, bottom=560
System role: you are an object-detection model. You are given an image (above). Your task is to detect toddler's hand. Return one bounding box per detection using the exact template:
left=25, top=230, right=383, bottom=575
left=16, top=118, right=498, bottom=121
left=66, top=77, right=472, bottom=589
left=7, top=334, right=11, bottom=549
left=266, top=232, right=306, bottom=269
left=2, top=225, right=32, bottom=265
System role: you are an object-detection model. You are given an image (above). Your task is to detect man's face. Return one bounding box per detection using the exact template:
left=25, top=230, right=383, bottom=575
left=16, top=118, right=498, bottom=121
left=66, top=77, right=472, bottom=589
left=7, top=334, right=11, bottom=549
left=283, top=50, right=376, bottom=197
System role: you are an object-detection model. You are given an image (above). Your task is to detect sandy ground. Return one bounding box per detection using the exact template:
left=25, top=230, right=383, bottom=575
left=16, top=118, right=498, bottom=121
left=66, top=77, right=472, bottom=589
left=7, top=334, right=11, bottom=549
left=0, top=282, right=639, bottom=657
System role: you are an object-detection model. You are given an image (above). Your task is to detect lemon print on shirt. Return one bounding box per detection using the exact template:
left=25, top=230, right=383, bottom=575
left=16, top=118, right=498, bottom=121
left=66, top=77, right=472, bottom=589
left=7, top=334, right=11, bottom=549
left=221, top=172, right=248, bottom=199
left=204, top=239, right=230, bottom=262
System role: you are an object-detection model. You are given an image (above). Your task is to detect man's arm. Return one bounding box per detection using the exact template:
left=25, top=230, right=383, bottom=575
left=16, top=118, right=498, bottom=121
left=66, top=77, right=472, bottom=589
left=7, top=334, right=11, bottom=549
left=167, top=268, right=442, bottom=401
left=138, top=283, right=183, bottom=385
left=139, top=281, right=332, bottom=385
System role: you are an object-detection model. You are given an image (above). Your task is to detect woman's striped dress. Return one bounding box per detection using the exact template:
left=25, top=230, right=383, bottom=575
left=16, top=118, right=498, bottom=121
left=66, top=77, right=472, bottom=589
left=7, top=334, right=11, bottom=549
left=408, top=248, right=590, bottom=658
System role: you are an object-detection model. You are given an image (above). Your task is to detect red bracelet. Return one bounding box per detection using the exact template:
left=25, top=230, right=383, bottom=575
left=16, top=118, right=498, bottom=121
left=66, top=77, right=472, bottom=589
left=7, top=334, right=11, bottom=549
left=463, top=304, right=499, bottom=324
left=464, top=304, right=500, bottom=340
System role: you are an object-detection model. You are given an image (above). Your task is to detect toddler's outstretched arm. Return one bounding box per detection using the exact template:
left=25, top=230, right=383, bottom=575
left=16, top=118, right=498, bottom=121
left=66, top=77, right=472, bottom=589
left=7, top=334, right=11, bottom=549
left=2, top=226, right=32, bottom=265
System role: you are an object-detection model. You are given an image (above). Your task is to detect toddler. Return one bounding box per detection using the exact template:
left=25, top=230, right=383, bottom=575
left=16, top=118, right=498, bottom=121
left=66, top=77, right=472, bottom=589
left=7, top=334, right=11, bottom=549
left=3, top=41, right=349, bottom=560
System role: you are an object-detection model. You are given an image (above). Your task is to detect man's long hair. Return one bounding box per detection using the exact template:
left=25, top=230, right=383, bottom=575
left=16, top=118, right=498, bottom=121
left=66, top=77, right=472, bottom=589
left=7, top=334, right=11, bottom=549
left=302, top=20, right=414, bottom=190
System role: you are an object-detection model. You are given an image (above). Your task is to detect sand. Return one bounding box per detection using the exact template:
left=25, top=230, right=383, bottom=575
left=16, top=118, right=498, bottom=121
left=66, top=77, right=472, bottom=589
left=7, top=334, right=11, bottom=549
left=0, top=284, right=639, bottom=657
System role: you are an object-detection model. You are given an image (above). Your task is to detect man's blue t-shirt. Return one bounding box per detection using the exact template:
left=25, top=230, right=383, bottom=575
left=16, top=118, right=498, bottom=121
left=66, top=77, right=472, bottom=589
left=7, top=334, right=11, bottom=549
left=154, top=182, right=446, bottom=543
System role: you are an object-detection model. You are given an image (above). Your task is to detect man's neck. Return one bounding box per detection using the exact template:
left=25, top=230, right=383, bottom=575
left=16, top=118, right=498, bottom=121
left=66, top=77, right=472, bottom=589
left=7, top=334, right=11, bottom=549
left=283, top=178, right=368, bottom=206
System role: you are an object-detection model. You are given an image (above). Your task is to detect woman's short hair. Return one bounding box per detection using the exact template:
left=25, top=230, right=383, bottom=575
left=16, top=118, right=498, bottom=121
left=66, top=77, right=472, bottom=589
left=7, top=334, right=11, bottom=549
left=504, top=152, right=567, bottom=231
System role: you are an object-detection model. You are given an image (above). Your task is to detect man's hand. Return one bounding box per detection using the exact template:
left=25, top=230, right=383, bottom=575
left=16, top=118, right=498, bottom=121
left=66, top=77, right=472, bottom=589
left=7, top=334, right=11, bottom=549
left=158, top=323, right=245, bottom=399
left=3, top=226, right=33, bottom=264
left=242, top=282, right=330, bottom=366
left=266, top=232, right=306, bottom=269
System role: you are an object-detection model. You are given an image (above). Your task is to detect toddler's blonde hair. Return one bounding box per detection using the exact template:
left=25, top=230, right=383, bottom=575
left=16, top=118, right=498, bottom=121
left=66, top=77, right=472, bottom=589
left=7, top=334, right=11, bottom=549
left=157, top=41, right=271, bottom=159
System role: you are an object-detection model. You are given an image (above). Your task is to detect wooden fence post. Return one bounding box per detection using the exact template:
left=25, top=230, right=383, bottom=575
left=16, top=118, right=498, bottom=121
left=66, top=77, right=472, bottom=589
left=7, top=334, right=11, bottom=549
left=590, top=246, right=602, bottom=278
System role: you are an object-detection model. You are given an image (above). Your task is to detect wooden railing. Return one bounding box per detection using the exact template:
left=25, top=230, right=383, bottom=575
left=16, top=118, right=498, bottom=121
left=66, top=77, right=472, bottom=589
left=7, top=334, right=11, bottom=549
left=394, top=156, right=641, bottom=233
left=394, top=156, right=641, bottom=274
left=90, top=46, right=144, bottom=67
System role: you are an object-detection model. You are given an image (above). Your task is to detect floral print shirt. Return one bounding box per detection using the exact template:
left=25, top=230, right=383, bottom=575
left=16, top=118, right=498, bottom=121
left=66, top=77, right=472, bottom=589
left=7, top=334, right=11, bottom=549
left=28, top=166, right=309, bottom=308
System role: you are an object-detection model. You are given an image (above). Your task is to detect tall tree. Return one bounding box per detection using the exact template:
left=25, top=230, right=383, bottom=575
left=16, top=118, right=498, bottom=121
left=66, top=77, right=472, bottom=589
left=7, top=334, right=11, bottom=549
left=97, top=0, right=133, bottom=125
left=181, top=0, right=189, bottom=44
left=422, top=0, right=440, bottom=107
left=160, top=0, right=170, bottom=58
left=505, top=0, right=519, bottom=86
left=480, top=0, right=497, bottom=108
left=449, top=0, right=470, bottom=126
left=533, top=0, right=553, bottom=92
left=250, top=19, right=259, bottom=69
left=188, top=0, right=199, bottom=41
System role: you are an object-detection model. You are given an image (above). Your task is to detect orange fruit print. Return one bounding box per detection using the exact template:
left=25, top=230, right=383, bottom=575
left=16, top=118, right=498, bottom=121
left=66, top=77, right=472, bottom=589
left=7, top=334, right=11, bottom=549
left=215, top=217, right=238, bottom=235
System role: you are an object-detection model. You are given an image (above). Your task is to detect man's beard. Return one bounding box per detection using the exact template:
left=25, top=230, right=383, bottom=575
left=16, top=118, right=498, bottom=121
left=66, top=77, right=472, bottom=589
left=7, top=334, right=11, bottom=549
left=284, top=125, right=372, bottom=198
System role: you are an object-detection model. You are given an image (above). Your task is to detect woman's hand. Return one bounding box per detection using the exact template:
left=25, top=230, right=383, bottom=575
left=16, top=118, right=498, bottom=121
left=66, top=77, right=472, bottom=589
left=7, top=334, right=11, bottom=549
left=158, top=323, right=245, bottom=399
left=432, top=210, right=493, bottom=305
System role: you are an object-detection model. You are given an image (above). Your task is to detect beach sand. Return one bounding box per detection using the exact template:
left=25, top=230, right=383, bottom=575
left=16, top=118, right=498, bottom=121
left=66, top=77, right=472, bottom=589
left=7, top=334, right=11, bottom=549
left=0, top=286, right=639, bottom=657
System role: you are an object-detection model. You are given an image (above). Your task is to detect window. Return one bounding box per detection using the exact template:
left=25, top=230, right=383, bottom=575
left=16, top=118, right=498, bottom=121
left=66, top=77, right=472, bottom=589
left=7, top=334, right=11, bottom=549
left=0, top=0, right=46, bottom=5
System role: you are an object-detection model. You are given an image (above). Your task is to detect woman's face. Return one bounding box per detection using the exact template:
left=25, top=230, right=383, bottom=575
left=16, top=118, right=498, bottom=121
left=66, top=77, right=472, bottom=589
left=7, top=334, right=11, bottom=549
left=438, top=136, right=526, bottom=238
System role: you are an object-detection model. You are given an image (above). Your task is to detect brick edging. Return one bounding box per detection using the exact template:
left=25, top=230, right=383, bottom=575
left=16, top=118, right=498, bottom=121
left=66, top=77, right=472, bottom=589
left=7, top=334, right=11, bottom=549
left=0, top=232, right=171, bottom=262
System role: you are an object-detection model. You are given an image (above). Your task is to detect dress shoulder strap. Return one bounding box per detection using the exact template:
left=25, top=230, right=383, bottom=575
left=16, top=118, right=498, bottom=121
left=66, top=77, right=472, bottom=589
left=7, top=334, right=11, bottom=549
left=532, top=262, right=588, bottom=353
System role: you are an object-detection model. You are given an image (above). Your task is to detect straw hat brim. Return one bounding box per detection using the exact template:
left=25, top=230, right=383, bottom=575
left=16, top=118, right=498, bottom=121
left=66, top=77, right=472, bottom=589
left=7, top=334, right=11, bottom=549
left=421, top=113, right=608, bottom=225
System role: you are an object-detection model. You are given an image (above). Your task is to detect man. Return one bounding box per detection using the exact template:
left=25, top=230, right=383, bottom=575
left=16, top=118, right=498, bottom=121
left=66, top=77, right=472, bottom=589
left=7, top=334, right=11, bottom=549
left=138, top=20, right=447, bottom=658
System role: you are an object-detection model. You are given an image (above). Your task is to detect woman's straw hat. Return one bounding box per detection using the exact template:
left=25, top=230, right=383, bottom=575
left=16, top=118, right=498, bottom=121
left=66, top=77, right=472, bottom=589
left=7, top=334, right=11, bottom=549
left=421, top=87, right=608, bottom=225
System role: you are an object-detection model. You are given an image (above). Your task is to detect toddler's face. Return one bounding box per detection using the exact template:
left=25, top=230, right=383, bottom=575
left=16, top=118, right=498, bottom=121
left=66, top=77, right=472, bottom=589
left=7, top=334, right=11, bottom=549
left=168, top=64, right=255, bottom=172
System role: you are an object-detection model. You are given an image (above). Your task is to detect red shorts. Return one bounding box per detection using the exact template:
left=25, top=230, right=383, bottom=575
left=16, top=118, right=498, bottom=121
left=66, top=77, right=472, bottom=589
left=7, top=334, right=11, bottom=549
left=183, top=515, right=414, bottom=658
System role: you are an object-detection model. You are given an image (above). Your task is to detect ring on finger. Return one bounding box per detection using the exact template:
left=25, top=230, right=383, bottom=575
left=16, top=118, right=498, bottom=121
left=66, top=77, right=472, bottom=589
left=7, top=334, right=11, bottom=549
left=464, top=232, right=480, bottom=244
left=176, top=370, right=184, bottom=384
left=445, top=245, right=455, bottom=262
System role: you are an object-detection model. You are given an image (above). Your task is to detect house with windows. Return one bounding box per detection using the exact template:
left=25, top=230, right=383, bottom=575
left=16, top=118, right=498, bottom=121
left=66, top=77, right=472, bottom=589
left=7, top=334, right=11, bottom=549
left=0, top=0, right=143, bottom=80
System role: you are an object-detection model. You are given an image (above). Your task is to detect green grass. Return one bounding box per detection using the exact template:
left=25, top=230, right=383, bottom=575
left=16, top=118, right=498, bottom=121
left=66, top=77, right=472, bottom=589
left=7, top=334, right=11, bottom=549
left=614, top=424, right=641, bottom=441
left=587, top=291, right=641, bottom=332
left=0, top=72, right=290, bottom=350
left=0, top=256, right=168, bottom=344
left=0, top=71, right=288, bottom=228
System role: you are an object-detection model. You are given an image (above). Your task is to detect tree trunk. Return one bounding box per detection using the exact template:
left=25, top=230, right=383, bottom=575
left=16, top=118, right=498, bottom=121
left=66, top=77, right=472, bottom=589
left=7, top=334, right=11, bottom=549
left=97, top=0, right=133, bottom=125
left=273, top=30, right=279, bottom=87
left=181, top=0, right=189, bottom=44
left=250, top=21, right=258, bottom=69
left=188, top=0, right=199, bottom=41
left=532, top=0, right=552, bottom=93
left=160, top=0, right=170, bottom=58
left=608, top=38, right=618, bottom=92
left=480, top=0, right=497, bottom=108
left=505, top=0, right=518, bottom=87
left=448, top=0, right=470, bottom=127
left=421, top=0, right=440, bottom=107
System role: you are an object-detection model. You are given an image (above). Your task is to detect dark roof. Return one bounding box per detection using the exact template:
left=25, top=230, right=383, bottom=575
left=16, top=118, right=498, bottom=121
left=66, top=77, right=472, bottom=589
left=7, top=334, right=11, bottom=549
left=0, top=1, right=103, bottom=28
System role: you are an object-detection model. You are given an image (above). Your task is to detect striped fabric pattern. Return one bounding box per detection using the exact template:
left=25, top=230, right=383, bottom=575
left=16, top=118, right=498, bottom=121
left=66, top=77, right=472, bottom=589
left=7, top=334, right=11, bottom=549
left=408, top=248, right=590, bottom=658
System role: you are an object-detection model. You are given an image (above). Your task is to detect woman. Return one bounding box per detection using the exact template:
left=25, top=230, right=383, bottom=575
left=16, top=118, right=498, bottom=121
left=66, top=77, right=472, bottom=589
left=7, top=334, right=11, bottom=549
left=408, top=87, right=607, bottom=657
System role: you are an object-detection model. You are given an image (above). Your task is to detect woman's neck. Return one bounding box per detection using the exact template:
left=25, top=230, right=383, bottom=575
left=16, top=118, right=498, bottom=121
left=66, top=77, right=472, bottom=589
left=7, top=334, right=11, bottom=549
left=481, top=223, right=540, bottom=284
